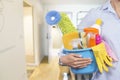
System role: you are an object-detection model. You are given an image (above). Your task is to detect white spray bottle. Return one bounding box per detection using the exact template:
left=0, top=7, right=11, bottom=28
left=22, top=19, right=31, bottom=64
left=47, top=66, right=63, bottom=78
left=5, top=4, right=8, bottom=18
left=91, top=18, right=102, bottom=34
left=63, top=73, right=68, bottom=80
left=91, top=18, right=102, bottom=44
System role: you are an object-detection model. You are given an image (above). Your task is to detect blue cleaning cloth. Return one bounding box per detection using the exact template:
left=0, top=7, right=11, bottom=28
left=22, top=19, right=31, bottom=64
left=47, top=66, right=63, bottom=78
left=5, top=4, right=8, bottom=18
left=45, top=10, right=61, bottom=25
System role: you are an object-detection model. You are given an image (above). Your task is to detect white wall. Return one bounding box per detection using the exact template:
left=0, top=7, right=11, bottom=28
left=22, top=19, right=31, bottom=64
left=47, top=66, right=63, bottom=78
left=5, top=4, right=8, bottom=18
left=51, top=27, right=63, bottom=49
left=24, top=0, right=44, bottom=65
left=41, top=0, right=106, bottom=5
left=43, top=4, right=101, bottom=56
left=24, top=7, right=34, bottom=56
left=0, top=0, right=27, bottom=80
left=0, top=0, right=44, bottom=79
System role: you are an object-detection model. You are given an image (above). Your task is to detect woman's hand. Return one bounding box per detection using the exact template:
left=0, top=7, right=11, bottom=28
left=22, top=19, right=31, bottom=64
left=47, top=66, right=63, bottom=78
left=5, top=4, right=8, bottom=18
left=60, top=54, right=92, bottom=68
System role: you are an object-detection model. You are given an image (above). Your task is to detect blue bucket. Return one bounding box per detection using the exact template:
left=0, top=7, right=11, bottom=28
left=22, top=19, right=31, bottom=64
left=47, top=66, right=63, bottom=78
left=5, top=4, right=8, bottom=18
left=63, top=48, right=98, bottom=74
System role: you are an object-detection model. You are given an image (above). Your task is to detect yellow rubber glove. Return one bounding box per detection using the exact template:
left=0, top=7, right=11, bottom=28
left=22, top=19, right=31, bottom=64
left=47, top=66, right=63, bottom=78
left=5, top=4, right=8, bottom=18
left=91, top=42, right=113, bottom=73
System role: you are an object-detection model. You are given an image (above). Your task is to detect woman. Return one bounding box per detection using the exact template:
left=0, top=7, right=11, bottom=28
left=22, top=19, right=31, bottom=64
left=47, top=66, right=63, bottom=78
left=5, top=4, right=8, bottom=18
left=59, top=0, right=120, bottom=80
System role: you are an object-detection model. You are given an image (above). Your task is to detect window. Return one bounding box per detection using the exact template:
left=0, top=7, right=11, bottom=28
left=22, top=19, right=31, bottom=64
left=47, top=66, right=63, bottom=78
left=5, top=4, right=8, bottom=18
left=76, top=11, right=88, bottom=27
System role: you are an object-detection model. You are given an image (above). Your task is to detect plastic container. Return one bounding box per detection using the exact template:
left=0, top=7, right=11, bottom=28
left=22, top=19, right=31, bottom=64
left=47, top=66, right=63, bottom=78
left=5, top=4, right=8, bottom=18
left=63, top=73, right=68, bottom=80
left=63, top=48, right=98, bottom=74
left=91, top=18, right=102, bottom=34
left=84, top=28, right=98, bottom=47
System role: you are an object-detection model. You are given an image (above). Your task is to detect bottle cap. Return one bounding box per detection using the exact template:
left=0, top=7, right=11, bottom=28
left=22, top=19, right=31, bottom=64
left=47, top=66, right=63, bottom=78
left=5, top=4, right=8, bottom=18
left=96, top=18, right=102, bottom=25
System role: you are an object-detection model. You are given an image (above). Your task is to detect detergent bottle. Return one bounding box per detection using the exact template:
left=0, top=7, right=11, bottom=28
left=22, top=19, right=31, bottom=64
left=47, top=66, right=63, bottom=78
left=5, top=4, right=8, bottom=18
left=84, top=28, right=99, bottom=47
left=91, top=18, right=102, bottom=34
left=91, top=19, right=102, bottom=44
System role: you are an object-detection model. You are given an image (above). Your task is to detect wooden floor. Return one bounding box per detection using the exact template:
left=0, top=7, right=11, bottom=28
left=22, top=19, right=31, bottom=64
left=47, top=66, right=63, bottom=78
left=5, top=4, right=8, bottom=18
left=28, top=56, right=71, bottom=80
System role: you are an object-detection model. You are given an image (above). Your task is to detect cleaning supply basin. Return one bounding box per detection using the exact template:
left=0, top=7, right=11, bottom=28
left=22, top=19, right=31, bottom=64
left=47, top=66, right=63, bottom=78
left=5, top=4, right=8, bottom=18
left=63, top=48, right=98, bottom=74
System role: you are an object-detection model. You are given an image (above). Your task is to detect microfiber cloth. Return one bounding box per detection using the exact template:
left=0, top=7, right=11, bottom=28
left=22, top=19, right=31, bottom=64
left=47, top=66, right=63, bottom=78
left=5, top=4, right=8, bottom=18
left=45, top=10, right=61, bottom=25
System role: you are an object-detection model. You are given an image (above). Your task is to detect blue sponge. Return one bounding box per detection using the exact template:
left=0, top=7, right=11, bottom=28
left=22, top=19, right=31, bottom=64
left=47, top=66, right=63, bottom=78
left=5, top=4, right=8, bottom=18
left=45, top=10, right=61, bottom=25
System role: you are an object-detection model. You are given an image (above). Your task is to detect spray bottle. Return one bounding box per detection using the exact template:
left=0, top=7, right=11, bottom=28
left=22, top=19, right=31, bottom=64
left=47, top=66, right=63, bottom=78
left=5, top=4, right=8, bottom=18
left=84, top=28, right=99, bottom=47
left=63, top=73, right=68, bottom=80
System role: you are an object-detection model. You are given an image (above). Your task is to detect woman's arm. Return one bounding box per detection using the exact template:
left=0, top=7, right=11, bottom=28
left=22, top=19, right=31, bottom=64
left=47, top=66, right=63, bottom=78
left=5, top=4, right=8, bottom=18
left=60, top=53, right=92, bottom=68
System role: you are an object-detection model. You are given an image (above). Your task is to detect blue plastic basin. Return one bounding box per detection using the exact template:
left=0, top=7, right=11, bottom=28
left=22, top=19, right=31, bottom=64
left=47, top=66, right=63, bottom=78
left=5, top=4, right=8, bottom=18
left=63, top=48, right=98, bottom=74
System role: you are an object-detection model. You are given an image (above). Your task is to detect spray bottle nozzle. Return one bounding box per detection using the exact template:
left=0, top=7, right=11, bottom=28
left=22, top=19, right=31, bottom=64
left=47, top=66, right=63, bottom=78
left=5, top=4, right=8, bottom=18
left=83, top=28, right=99, bottom=37
left=84, top=28, right=99, bottom=33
